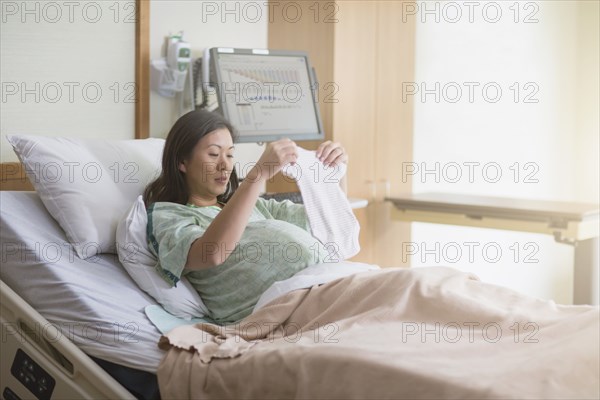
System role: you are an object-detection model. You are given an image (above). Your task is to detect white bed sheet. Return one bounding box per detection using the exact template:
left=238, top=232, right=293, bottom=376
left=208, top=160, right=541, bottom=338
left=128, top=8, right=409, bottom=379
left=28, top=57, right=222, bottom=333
left=0, top=191, right=164, bottom=373
left=253, top=261, right=380, bottom=311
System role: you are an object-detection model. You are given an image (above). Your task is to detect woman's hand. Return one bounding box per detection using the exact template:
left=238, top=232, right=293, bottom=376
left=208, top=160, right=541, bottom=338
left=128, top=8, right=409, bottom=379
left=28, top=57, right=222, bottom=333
left=254, top=138, right=298, bottom=181
left=316, top=141, right=348, bottom=167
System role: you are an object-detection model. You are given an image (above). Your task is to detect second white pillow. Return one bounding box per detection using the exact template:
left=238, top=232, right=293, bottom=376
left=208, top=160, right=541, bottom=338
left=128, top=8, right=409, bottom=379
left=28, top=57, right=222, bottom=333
left=116, top=196, right=209, bottom=319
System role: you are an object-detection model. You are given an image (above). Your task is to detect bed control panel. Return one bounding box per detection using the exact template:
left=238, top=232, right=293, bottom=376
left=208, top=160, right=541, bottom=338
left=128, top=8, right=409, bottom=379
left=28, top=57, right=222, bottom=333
left=3, top=387, right=22, bottom=400
left=10, top=349, right=55, bottom=400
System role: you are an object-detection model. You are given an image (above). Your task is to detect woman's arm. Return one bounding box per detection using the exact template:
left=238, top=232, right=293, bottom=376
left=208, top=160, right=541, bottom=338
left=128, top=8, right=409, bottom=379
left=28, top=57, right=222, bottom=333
left=185, top=139, right=298, bottom=270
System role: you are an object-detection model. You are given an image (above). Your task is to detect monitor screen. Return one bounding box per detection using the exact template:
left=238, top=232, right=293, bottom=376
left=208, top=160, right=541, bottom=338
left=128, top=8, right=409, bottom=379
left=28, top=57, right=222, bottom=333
left=209, top=48, right=324, bottom=143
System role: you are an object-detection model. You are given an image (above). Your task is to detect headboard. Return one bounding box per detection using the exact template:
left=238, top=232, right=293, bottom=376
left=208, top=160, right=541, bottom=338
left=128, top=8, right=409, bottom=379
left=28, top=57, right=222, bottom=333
left=0, top=163, right=32, bottom=191
left=0, top=0, right=149, bottom=192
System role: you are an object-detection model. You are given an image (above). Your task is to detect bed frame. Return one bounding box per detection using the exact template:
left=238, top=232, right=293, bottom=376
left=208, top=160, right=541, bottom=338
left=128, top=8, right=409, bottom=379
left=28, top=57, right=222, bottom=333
left=0, top=281, right=136, bottom=399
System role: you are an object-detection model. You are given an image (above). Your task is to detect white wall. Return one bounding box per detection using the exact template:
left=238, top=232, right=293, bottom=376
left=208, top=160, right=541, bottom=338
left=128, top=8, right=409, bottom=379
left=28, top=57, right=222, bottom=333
left=411, top=1, right=599, bottom=304
left=1, top=0, right=136, bottom=162
left=149, top=0, right=268, bottom=177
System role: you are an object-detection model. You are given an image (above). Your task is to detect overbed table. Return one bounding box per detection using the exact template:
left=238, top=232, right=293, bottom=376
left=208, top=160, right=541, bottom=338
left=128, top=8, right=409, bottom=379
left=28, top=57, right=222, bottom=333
left=386, top=193, right=599, bottom=305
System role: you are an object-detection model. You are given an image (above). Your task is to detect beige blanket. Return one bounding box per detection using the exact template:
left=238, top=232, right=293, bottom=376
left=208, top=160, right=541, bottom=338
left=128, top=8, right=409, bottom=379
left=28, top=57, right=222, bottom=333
left=157, top=267, right=599, bottom=399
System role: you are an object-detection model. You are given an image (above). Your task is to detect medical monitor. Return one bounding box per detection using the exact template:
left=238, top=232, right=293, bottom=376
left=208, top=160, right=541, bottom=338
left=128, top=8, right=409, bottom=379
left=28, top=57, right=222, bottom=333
left=209, top=47, right=324, bottom=143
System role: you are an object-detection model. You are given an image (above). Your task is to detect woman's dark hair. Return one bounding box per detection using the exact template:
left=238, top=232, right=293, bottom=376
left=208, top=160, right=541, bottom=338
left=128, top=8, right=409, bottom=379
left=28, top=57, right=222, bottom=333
left=143, top=110, right=239, bottom=206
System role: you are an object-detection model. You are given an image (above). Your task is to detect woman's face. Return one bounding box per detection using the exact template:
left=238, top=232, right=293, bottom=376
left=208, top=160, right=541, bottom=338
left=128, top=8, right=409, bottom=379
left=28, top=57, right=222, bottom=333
left=179, top=128, right=235, bottom=202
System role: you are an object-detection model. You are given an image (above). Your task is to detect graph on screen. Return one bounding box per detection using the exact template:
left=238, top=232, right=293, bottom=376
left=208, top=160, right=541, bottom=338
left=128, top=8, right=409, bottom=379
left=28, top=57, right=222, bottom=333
left=211, top=49, right=323, bottom=143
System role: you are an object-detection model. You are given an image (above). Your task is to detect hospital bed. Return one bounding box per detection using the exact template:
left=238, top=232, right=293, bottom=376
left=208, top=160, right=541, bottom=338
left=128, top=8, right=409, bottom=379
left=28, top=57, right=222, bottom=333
left=3, top=188, right=600, bottom=399
left=1, top=144, right=599, bottom=400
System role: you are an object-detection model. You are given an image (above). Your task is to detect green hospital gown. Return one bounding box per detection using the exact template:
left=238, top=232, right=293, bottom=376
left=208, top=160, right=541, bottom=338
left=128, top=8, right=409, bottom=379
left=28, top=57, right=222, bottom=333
left=147, top=198, right=328, bottom=324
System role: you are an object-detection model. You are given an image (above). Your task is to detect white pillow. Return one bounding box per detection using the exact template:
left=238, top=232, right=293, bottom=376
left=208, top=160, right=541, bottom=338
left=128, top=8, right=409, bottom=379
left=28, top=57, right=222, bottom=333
left=7, top=134, right=164, bottom=259
left=116, top=196, right=209, bottom=319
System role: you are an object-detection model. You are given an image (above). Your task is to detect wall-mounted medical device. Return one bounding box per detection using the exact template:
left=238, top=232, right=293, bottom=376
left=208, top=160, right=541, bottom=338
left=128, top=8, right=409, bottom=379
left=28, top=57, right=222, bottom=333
left=150, top=33, right=191, bottom=98
left=206, top=47, right=325, bottom=143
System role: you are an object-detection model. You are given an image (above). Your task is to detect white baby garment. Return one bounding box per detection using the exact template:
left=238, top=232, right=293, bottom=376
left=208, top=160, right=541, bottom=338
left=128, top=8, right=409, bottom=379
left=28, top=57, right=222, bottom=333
left=282, top=147, right=360, bottom=261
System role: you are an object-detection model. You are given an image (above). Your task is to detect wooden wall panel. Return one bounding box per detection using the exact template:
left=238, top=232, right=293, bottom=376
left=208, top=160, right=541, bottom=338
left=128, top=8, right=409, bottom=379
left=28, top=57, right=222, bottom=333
left=331, top=1, right=378, bottom=263
left=136, top=0, right=150, bottom=139
left=0, top=163, right=33, bottom=191
left=372, top=1, right=416, bottom=267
